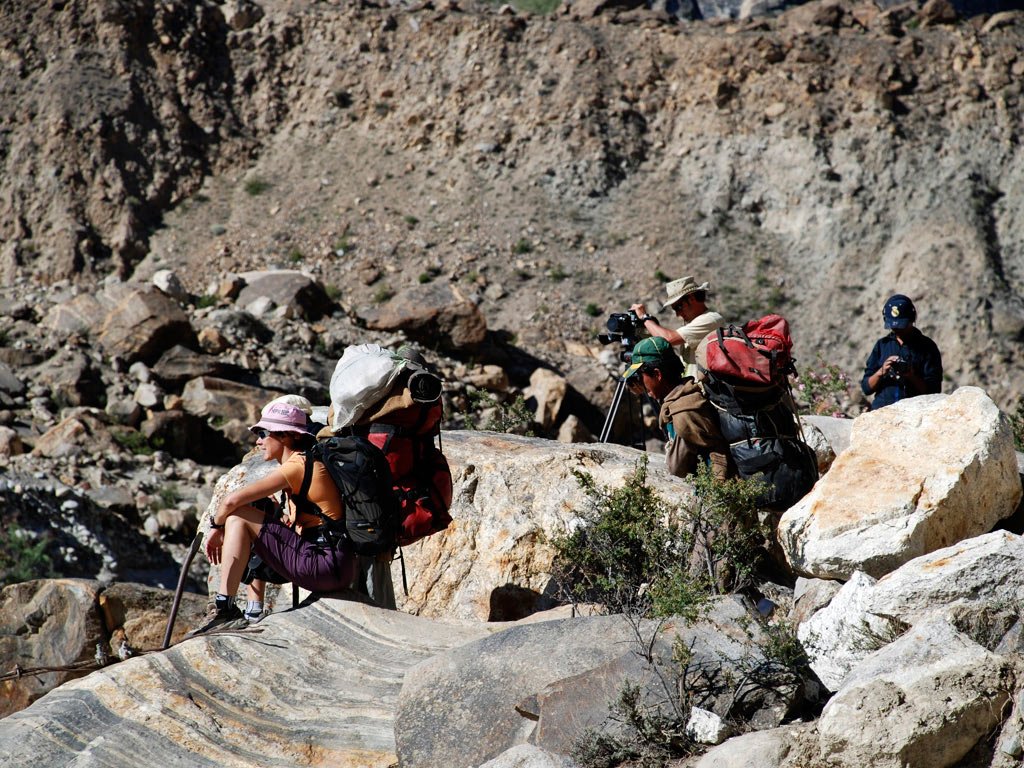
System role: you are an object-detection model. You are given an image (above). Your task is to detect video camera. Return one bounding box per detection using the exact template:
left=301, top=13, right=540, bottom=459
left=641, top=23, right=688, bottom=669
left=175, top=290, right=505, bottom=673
left=598, top=310, right=647, bottom=361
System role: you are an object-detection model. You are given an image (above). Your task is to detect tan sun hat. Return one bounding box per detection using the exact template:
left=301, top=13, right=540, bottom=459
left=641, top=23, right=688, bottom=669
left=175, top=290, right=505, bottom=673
left=662, top=276, right=710, bottom=310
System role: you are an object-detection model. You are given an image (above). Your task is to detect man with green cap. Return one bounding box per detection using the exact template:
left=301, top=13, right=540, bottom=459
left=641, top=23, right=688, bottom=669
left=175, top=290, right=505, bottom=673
left=624, top=337, right=733, bottom=480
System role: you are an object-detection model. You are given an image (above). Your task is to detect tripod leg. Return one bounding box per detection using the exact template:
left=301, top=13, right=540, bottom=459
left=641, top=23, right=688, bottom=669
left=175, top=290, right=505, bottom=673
left=600, top=378, right=628, bottom=443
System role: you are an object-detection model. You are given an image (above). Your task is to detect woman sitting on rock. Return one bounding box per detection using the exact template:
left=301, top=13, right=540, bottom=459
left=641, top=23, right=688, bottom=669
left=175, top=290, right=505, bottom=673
left=189, top=401, right=355, bottom=635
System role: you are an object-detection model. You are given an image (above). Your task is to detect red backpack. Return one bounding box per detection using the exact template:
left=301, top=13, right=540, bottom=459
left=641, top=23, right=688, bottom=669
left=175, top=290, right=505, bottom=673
left=354, top=374, right=453, bottom=548
left=703, top=314, right=794, bottom=386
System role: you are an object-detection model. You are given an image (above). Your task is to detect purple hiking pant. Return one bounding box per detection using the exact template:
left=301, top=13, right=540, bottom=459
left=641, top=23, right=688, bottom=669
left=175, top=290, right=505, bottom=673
left=252, top=516, right=356, bottom=593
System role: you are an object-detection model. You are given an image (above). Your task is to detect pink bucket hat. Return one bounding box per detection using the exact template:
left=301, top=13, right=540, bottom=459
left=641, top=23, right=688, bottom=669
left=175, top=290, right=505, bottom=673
left=249, top=402, right=313, bottom=435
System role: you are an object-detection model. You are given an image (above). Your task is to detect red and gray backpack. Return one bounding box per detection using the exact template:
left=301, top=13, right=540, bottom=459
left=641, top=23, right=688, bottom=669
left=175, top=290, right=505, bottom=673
left=699, top=314, right=818, bottom=511
left=296, top=366, right=453, bottom=556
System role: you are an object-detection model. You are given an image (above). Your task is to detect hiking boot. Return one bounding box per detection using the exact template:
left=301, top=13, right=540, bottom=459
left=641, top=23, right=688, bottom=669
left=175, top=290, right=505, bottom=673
left=186, top=602, right=246, bottom=637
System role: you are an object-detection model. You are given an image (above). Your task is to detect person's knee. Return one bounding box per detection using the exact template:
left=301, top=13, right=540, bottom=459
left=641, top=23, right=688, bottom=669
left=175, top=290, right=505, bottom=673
left=224, top=508, right=261, bottom=542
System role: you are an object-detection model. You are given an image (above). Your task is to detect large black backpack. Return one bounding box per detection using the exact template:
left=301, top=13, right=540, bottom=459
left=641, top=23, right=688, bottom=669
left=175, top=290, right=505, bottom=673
left=701, top=373, right=819, bottom=511
left=298, top=436, right=401, bottom=556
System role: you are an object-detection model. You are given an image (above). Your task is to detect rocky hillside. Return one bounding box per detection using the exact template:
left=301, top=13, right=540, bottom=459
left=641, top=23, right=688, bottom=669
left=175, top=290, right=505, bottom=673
left=2, top=0, right=1023, bottom=413
left=1, top=402, right=1023, bottom=766
left=3, top=0, right=1024, bottom=605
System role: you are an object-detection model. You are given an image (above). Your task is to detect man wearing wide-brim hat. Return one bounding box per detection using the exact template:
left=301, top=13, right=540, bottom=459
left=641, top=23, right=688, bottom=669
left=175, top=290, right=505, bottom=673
left=630, top=276, right=725, bottom=377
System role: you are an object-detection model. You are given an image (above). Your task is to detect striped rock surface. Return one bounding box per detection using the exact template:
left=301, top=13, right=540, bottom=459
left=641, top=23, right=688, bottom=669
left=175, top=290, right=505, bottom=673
left=0, top=596, right=493, bottom=767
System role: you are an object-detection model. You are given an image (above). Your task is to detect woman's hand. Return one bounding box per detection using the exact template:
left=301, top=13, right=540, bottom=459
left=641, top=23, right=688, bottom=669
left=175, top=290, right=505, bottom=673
left=205, top=527, right=225, bottom=565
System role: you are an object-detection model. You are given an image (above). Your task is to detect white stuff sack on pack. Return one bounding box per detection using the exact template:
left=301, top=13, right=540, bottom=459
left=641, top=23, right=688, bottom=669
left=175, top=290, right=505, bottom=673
left=328, top=344, right=405, bottom=430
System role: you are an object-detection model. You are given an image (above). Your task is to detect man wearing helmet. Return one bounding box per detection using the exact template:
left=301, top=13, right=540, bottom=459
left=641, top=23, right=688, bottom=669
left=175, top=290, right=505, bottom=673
left=861, top=294, right=943, bottom=410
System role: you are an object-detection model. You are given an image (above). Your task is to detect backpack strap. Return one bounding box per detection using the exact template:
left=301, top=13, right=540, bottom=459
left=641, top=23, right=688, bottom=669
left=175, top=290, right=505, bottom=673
left=298, top=448, right=315, bottom=501
left=292, top=447, right=338, bottom=532
left=734, top=325, right=755, bottom=350
left=364, top=423, right=398, bottom=453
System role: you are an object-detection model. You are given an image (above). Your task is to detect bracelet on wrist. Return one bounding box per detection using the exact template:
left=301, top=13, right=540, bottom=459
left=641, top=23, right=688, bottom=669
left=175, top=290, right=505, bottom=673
left=209, top=521, right=224, bottom=530
left=642, top=315, right=656, bottom=324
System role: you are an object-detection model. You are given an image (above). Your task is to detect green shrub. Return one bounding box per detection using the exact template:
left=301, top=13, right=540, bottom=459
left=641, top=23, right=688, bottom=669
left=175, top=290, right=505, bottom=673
left=464, top=390, right=534, bottom=436
left=404, top=215, right=420, bottom=227
left=195, top=294, right=219, bottom=309
left=1009, top=400, right=1024, bottom=452
left=513, top=238, right=533, bottom=254
left=418, top=272, right=433, bottom=284
left=559, top=463, right=806, bottom=768
left=333, top=234, right=352, bottom=253
left=112, top=428, right=154, bottom=456
left=794, top=355, right=857, bottom=417
left=157, top=485, right=182, bottom=509
left=585, top=303, right=601, bottom=317
left=0, top=521, right=54, bottom=587
left=287, top=247, right=303, bottom=264
left=373, top=286, right=395, bottom=304
left=553, top=460, right=767, bottom=620
left=549, top=265, right=569, bottom=281
left=244, top=177, right=271, bottom=196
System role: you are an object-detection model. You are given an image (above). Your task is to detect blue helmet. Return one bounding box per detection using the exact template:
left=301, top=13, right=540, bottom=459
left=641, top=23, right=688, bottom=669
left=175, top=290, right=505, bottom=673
left=883, top=294, right=916, bottom=330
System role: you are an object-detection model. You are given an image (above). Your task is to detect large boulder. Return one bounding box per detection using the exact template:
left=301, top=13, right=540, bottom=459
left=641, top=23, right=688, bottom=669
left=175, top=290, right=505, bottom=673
left=0, top=598, right=491, bottom=767
left=0, top=579, right=105, bottom=718
left=0, top=359, right=26, bottom=397
left=779, top=388, right=1021, bottom=580
left=151, top=344, right=250, bottom=387
left=95, top=283, right=197, bottom=364
left=235, top=269, right=334, bottom=321
left=26, top=348, right=105, bottom=409
left=31, top=409, right=120, bottom=459
left=523, top=367, right=568, bottom=431
left=359, top=282, right=487, bottom=352
left=0, top=579, right=209, bottom=718
left=801, top=615, right=1016, bottom=768
left=180, top=375, right=278, bottom=425
left=689, top=725, right=805, bottom=767
left=392, top=430, right=693, bottom=621
left=798, top=531, right=1024, bottom=691
left=395, top=598, right=803, bottom=768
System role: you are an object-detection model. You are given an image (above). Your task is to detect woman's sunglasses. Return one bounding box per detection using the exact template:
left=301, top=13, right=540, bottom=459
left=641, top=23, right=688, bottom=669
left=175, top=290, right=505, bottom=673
left=253, top=428, right=270, bottom=440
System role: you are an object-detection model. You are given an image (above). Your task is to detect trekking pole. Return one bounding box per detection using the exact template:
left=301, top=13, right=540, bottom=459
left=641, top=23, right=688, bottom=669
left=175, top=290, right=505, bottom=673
left=162, top=530, right=204, bottom=649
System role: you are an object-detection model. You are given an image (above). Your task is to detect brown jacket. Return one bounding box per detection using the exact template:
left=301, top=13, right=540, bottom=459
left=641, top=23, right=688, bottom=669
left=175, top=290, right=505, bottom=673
left=659, top=380, right=734, bottom=480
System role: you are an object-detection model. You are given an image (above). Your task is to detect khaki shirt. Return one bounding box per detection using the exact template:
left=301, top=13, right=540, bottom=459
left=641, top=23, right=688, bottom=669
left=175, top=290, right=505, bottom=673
left=675, top=311, right=725, bottom=377
left=659, top=380, right=733, bottom=480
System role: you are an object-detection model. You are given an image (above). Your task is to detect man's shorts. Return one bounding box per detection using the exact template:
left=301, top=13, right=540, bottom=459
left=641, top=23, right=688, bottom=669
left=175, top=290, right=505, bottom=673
left=252, top=515, right=356, bottom=593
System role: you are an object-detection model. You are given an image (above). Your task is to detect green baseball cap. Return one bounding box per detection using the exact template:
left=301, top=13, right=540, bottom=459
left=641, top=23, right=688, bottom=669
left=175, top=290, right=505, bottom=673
left=622, top=337, right=673, bottom=379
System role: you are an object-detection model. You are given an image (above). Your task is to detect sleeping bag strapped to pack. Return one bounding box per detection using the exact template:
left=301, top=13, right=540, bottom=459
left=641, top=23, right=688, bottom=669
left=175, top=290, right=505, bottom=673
left=700, top=315, right=818, bottom=511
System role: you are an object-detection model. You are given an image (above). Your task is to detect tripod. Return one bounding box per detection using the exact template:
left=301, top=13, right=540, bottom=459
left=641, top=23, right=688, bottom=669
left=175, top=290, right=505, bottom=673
left=599, top=374, right=648, bottom=449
